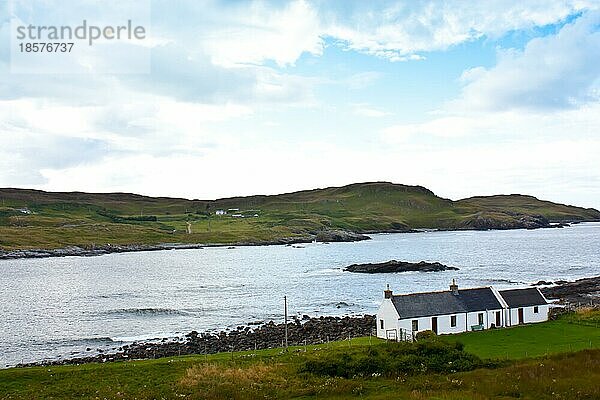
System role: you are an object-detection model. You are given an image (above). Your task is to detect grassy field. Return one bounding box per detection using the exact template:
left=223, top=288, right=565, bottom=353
left=1, top=310, right=599, bottom=399
left=440, top=312, right=600, bottom=359
left=1, top=182, right=599, bottom=250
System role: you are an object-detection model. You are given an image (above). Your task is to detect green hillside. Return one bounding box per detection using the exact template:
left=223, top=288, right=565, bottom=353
left=0, top=182, right=598, bottom=251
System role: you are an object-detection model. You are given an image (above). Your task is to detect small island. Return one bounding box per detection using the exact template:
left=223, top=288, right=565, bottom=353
left=344, top=260, right=458, bottom=273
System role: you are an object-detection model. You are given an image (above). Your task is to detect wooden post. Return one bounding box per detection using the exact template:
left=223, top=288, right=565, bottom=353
left=284, top=296, right=288, bottom=351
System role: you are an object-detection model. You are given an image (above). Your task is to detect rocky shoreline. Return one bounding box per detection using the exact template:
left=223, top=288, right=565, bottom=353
left=0, top=221, right=583, bottom=260
left=344, top=260, right=458, bottom=273
left=540, top=276, right=600, bottom=305
left=15, top=315, right=375, bottom=368
left=0, top=230, right=370, bottom=260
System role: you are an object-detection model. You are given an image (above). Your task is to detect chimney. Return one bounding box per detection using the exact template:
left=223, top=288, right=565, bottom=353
left=384, top=284, right=393, bottom=299
left=450, top=279, right=459, bottom=295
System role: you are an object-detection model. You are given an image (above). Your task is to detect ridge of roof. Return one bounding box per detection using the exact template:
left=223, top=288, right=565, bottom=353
left=391, top=286, right=492, bottom=298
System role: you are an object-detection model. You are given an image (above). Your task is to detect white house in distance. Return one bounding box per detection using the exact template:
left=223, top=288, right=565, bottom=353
left=376, top=281, right=550, bottom=341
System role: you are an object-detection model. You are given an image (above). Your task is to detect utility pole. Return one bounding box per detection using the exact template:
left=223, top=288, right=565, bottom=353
left=284, top=296, right=288, bottom=351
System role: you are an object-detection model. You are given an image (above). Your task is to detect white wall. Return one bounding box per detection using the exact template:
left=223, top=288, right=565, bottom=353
left=507, top=304, right=549, bottom=326
left=376, top=299, right=400, bottom=339
left=395, top=308, right=505, bottom=339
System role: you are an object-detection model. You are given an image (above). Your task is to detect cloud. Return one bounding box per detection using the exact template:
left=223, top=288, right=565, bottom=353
left=201, top=0, right=324, bottom=67
left=323, top=0, right=598, bottom=61
left=383, top=102, right=600, bottom=142
left=453, top=10, right=600, bottom=111
left=353, top=104, right=391, bottom=118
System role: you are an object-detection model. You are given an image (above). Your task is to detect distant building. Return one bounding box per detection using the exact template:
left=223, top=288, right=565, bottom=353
left=231, top=214, right=243, bottom=218
left=215, top=210, right=226, bottom=215
left=16, top=208, right=31, bottom=214
left=227, top=208, right=240, bottom=212
left=376, top=281, right=550, bottom=341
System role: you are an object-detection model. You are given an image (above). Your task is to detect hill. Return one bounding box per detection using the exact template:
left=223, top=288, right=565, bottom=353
left=0, top=182, right=598, bottom=253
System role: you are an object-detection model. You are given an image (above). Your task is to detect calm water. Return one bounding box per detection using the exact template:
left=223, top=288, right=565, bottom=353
left=1, top=222, right=600, bottom=367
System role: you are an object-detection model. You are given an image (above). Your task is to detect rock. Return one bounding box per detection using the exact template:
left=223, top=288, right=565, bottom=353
left=541, top=276, right=600, bottom=304
left=344, top=260, right=458, bottom=273
left=460, top=212, right=550, bottom=230
left=17, top=315, right=376, bottom=368
left=314, top=230, right=370, bottom=243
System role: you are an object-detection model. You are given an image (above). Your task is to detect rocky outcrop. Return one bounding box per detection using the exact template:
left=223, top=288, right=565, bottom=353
left=460, top=212, right=551, bottom=230
left=16, top=315, right=375, bottom=368
left=314, top=230, right=371, bottom=243
left=344, top=260, right=458, bottom=273
left=541, top=276, right=600, bottom=304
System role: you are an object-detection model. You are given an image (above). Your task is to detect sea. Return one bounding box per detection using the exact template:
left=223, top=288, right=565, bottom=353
left=1, top=222, right=599, bottom=367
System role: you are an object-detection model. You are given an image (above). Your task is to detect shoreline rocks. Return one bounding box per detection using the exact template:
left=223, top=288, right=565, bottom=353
left=314, top=230, right=370, bottom=243
left=345, top=260, right=458, bottom=273
left=15, top=315, right=375, bottom=368
left=541, top=276, right=600, bottom=304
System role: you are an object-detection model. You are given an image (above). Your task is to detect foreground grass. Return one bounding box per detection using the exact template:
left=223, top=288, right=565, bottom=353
left=1, top=311, right=599, bottom=399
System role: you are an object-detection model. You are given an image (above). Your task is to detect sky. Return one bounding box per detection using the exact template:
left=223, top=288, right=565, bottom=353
left=1, top=0, right=600, bottom=208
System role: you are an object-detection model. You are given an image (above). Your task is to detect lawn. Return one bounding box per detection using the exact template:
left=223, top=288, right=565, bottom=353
left=0, top=310, right=598, bottom=399
left=440, top=315, right=600, bottom=359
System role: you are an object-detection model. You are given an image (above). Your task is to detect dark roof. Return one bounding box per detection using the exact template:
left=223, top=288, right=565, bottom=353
left=391, top=287, right=503, bottom=319
left=499, top=288, right=547, bottom=308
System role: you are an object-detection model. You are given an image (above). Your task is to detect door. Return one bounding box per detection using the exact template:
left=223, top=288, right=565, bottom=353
left=518, top=308, right=524, bottom=324
left=431, top=317, right=438, bottom=334
left=496, top=311, right=501, bottom=327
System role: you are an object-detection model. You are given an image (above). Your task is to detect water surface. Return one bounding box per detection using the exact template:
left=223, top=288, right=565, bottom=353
left=1, top=222, right=599, bottom=367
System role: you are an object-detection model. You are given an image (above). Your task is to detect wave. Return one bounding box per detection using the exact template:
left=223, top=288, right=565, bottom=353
left=45, top=336, right=120, bottom=346
left=102, top=308, right=191, bottom=317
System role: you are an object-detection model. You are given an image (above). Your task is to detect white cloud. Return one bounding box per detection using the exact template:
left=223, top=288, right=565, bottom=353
left=201, top=0, right=324, bottom=67
left=353, top=104, right=391, bottom=118
left=323, top=0, right=598, bottom=61
left=453, top=10, right=600, bottom=111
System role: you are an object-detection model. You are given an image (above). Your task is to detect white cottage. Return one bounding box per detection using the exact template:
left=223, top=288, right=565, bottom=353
left=499, top=287, right=550, bottom=326
left=376, top=281, right=549, bottom=341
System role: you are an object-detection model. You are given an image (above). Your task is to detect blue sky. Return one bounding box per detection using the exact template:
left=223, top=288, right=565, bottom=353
left=1, top=1, right=600, bottom=208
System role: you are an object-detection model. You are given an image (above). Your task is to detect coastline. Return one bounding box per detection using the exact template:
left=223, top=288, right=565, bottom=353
left=10, top=276, right=600, bottom=369
left=0, top=221, right=590, bottom=260
left=14, top=315, right=376, bottom=368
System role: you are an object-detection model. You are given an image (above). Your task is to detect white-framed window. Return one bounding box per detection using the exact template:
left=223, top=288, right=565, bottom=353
left=450, top=315, right=457, bottom=327
left=478, top=313, right=484, bottom=325
left=534, top=306, right=539, bottom=314
left=380, top=319, right=384, bottom=329
left=412, top=320, right=419, bottom=331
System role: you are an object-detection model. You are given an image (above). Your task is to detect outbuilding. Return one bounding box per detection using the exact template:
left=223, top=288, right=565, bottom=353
left=499, top=287, right=550, bottom=326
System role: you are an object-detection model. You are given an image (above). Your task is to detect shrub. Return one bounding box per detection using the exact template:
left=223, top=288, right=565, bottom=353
left=300, top=340, right=485, bottom=378
left=415, top=330, right=436, bottom=341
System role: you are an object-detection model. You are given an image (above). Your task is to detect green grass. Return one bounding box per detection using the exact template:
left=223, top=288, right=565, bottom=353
left=1, top=182, right=599, bottom=251
left=441, top=317, right=600, bottom=359
left=1, top=311, right=599, bottom=399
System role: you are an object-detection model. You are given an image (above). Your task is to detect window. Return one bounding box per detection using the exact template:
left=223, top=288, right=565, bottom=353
left=478, top=313, right=484, bottom=325
left=412, top=320, right=419, bottom=331
left=380, top=319, right=384, bottom=329
left=450, top=315, right=457, bottom=327
left=534, top=306, right=539, bottom=314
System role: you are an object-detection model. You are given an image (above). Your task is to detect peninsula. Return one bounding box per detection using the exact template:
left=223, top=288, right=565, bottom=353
left=1, top=181, right=598, bottom=257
